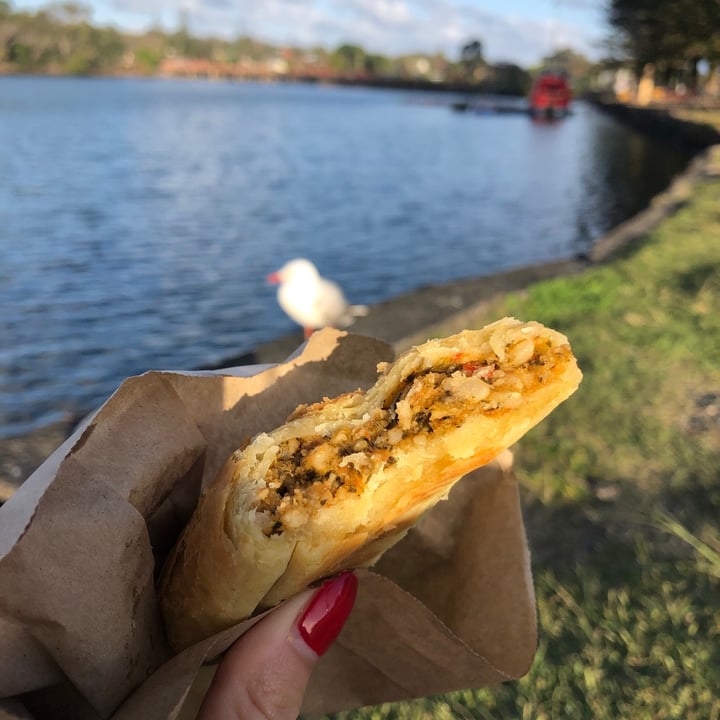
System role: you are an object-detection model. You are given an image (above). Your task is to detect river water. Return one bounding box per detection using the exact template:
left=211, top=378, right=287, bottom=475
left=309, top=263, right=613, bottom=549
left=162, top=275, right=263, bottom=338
left=0, top=77, right=693, bottom=437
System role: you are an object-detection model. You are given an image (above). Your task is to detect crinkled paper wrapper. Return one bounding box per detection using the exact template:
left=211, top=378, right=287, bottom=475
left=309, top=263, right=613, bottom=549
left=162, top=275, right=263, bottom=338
left=0, top=329, right=537, bottom=720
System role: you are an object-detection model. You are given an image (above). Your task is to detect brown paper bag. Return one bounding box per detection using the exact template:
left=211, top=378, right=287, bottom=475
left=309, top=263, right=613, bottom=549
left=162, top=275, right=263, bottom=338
left=0, top=329, right=536, bottom=719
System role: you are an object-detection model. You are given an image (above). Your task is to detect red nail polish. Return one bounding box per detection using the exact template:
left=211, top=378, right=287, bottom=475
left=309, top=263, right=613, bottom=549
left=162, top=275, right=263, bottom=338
left=298, top=572, right=358, bottom=655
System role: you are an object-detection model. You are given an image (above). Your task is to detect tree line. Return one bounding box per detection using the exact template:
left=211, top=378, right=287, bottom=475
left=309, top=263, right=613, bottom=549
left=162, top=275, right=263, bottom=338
left=2, top=0, right=718, bottom=92
left=608, top=0, right=720, bottom=91
left=0, top=1, right=602, bottom=94
left=0, top=2, right=125, bottom=75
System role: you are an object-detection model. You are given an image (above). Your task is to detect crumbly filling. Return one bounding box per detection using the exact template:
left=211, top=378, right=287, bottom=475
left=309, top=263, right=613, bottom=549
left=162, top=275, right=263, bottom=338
left=253, top=336, right=570, bottom=535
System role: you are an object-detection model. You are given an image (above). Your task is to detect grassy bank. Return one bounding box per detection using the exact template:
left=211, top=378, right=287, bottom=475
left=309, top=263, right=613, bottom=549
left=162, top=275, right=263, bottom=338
left=670, top=108, right=720, bottom=134
left=321, top=168, right=720, bottom=718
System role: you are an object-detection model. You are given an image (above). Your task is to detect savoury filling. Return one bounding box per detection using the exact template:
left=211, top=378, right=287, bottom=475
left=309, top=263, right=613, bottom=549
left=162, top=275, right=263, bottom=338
left=252, top=337, right=570, bottom=534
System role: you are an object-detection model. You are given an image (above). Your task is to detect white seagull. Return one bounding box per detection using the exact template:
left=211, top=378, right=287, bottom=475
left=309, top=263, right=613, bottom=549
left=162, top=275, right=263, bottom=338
left=267, top=258, right=368, bottom=338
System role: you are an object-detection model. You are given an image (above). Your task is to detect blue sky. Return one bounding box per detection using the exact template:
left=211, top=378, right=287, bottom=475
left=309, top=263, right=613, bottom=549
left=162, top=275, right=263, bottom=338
left=11, top=0, right=607, bottom=66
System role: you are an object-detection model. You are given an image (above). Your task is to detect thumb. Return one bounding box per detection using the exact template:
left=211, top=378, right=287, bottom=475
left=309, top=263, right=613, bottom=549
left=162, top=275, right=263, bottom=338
left=196, top=572, right=358, bottom=720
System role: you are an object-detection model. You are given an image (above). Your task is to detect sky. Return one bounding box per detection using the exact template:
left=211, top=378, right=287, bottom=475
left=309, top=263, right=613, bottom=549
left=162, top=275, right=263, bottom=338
left=11, top=0, right=607, bottom=67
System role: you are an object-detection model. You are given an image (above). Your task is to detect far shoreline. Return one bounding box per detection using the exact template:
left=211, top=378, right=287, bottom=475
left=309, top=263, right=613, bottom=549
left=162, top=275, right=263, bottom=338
left=0, top=71, right=528, bottom=98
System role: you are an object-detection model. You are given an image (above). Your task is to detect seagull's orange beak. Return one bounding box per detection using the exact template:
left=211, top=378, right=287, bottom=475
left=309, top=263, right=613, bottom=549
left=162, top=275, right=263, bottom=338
left=266, top=272, right=280, bottom=284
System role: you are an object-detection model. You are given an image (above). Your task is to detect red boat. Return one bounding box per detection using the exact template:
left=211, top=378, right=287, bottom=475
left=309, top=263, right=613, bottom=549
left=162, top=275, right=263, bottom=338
left=529, top=71, right=572, bottom=119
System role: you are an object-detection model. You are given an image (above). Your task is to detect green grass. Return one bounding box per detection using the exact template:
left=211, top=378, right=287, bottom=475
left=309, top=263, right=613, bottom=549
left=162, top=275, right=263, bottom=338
left=316, top=178, right=720, bottom=719
left=671, top=108, right=720, bottom=133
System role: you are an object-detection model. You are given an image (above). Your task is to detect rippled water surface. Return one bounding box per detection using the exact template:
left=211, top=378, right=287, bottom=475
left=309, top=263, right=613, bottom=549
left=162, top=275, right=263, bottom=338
left=0, top=77, right=693, bottom=436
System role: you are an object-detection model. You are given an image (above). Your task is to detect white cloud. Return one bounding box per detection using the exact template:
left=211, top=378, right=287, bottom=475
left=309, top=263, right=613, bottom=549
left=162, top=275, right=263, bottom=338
left=352, top=0, right=413, bottom=26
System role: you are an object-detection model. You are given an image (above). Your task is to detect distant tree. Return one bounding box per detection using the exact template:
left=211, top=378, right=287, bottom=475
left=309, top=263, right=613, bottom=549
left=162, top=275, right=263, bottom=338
left=364, top=52, right=392, bottom=76
left=134, top=47, right=162, bottom=73
left=8, top=42, right=32, bottom=68
left=94, top=25, right=123, bottom=68
left=60, top=23, right=123, bottom=74
left=231, top=35, right=277, bottom=62
left=460, top=38, right=486, bottom=82
left=461, top=39, right=484, bottom=65
left=332, top=44, right=366, bottom=73
left=2, top=9, right=62, bottom=71
left=0, top=2, right=15, bottom=63
left=62, top=48, right=93, bottom=74
left=492, top=62, right=532, bottom=95
left=541, top=47, right=595, bottom=90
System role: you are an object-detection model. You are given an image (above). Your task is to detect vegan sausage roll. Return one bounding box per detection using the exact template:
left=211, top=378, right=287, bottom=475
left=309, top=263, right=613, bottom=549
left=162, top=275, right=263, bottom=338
left=160, top=317, right=582, bottom=650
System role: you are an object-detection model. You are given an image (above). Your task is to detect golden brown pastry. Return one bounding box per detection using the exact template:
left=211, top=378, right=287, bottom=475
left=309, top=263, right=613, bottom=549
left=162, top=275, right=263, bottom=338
left=160, top=317, right=581, bottom=650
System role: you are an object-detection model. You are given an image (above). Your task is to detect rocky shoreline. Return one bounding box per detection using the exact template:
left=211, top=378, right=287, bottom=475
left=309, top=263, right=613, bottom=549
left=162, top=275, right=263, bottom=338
left=2, top=106, right=718, bottom=504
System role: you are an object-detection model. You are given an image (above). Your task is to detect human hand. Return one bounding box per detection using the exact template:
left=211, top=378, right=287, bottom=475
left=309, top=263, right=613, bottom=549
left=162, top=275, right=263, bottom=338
left=196, top=572, right=358, bottom=720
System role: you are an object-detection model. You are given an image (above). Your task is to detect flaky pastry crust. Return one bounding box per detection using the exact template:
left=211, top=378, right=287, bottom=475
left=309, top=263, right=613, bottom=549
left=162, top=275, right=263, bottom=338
left=160, top=317, right=582, bottom=650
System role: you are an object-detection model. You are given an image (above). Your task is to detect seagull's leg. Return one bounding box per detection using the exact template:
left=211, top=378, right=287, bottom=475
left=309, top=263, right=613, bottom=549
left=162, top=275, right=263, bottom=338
left=304, top=327, right=315, bottom=339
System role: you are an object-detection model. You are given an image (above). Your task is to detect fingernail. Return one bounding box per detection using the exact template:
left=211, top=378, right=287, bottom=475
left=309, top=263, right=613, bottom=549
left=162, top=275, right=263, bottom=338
left=297, top=572, right=358, bottom=656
